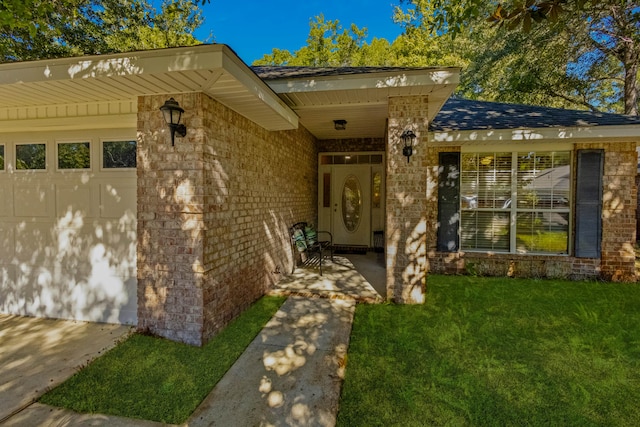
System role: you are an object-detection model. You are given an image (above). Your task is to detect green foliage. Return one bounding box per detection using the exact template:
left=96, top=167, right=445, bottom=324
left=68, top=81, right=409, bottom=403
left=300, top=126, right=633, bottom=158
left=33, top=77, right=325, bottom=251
left=398, top=0, right=639, bottom=114
left=15, top=143, right=45, bottom=170
left=58, top=142, right=90, bottom=169
left=0, top=0, right=203, bottom=62
left=339, top=275, right=640, bottom=426
left=253, top=13, right=474, bottom=69
left=39, top=296, right=286, bottom=424
left=103, top=141, right=136, bottom=169
left=254, top=14, right=394, bottom=67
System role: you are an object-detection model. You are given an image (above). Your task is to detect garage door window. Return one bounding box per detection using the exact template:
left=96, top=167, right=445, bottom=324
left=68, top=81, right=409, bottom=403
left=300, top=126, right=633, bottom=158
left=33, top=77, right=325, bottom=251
left=103, top=140, right=136, bottom=169
left=0, top=145, right=4, bottom=170
left=58, top=142, right=90, bottom=169
left=16, top=143, right=46, bottom=170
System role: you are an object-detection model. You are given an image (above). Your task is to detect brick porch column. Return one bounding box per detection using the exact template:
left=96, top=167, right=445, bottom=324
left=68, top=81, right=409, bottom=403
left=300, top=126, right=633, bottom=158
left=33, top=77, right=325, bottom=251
left=136, top=93, right=207, bottom=345
left=386, top=96, right=429, bottom=303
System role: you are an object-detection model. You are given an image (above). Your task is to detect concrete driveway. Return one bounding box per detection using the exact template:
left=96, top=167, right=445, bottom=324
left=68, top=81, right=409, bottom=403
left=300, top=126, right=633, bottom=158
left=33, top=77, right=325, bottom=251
left=0, top=314, right=133, bottom=423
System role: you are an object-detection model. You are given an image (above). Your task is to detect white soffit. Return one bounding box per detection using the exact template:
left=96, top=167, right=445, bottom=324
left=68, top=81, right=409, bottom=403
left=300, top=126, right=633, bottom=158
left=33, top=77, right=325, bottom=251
left=0, top=44, right=298, bottom=132
left=264, top=68, right=460, bottom=139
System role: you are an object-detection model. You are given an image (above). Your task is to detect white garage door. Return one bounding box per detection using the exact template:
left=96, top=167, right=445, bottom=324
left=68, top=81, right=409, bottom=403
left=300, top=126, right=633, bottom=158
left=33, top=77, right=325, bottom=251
left=0, top=129, right=137, bottom=325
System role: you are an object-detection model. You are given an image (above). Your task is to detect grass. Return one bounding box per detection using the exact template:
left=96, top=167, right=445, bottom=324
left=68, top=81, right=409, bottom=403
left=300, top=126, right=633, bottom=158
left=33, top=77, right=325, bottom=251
left=337, top=275, right=640, bottom=426
left=37, top=277, right=640, bottom=425
left=517, top=231, right=568, bottom=253
left=39, top=296, right=286, bottom=424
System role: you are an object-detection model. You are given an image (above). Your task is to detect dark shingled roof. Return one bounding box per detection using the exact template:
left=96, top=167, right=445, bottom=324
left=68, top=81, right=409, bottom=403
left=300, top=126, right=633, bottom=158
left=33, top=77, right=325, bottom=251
left=430, top=98, right=640, bottom=132
left=251, top=65, right=456, bottom=80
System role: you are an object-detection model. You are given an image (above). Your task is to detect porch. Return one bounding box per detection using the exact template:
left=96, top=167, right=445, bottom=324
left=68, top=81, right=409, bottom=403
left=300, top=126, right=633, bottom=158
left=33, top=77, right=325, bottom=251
left=269, top=252, right=386, bottom=303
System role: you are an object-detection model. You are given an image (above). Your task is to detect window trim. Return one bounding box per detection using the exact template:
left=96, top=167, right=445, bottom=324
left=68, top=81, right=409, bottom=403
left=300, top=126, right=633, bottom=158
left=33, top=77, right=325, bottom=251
left=458, top=149, right=573, bottom=256
left=55, top=140, right=92, bottom=171
left=0, top=143, right=5, bottom=172
left=14, top=142, right=48, bottom=172
left=100, top=139, right=137, bottom=171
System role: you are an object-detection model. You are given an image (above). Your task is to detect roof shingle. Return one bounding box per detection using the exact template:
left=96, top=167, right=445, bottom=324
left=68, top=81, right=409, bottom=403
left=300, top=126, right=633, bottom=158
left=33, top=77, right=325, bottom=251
left=430, top=98, right=640, bottom=132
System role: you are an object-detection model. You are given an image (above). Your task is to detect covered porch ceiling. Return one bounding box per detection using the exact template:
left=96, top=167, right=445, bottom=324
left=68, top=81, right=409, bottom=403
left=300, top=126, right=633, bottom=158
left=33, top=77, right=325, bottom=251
left=0, top=44, right=460, bottom=138
left=254, top=66, right=461, bottom=140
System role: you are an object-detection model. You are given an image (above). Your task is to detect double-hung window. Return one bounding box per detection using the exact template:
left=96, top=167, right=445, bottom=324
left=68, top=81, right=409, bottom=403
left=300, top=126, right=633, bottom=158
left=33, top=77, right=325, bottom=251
left=458, top=151, right=571, bottom=255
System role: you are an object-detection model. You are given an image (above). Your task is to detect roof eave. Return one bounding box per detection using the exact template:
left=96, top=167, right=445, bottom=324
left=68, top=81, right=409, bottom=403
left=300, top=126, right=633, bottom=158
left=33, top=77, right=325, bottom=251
left=0, top=44, right=298, bottom=132
left=264, top=68, right=461, bottom=94
left=430, top=124, right=640, bottom=144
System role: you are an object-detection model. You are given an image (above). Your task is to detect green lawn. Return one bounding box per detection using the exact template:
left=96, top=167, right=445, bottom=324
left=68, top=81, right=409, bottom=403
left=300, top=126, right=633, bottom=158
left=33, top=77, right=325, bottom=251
left=337, top=275, right=640, bottom=426
left=39, top=296, right=286, bottom=424
left=39, top=277, right=640, bottom=426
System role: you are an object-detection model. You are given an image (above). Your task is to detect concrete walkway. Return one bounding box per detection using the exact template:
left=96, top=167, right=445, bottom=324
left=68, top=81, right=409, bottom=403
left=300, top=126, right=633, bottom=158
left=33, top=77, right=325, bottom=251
left=2, top=255, right=382, bottom=426
left=189, top=297, right=355, bottom=427
left=0, top=315, right=133, bottom=425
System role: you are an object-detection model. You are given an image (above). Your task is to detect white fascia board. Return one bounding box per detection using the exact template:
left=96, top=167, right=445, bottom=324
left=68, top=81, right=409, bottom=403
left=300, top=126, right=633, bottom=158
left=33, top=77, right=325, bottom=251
left=430, top=124, right=640, bottom=144
left=219, top=49, right=298, bottom=129
left=265, top=68, right=461, bottom=94
left=0, top=45, right=226, bottom=84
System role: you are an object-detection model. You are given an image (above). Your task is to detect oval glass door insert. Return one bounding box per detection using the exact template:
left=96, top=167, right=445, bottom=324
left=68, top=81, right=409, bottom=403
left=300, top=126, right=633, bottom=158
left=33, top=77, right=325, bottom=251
left=342, top=175, right=362, bottom=232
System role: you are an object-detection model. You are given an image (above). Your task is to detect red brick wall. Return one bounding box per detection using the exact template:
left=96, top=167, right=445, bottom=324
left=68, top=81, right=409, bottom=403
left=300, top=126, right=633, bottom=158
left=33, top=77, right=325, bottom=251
left=137, top=92, right=317, bottom=345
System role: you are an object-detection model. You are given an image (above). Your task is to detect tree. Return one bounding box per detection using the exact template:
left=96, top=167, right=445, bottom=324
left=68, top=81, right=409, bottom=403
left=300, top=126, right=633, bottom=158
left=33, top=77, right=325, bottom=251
left=254, top=15, right=394, bottom=67
left=58, top=142, right=90, bottom=169
left=0, top=0, right=203, bottom=62
left=398, top=0, right=640, bottom=115
left=398, top=1, right=588, bottom=33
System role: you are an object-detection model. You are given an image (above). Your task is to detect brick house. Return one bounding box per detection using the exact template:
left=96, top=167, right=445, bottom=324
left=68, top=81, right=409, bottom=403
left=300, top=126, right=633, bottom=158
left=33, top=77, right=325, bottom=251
left=1, top=44, right=639, bottom=346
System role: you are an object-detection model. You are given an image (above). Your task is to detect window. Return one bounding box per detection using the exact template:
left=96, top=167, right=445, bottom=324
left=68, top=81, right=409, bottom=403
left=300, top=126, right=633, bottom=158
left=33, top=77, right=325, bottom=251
left=58, top=142, right=90, bottom=169
left=323, top=173, right=331, bottom=208
left=459, top=151, right=571, bottom=255
left=16, top=143, right=46, bottom=170
left=372, top=172, right=382, bottom=208
left=0, top=145, right=4, bottom=170
left=103, top=140, right=136, bottom=169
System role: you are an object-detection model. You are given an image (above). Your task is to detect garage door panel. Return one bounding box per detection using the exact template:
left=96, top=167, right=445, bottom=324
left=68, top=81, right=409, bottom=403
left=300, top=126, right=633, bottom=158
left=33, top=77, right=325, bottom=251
left=56, top=185, right=96, bottom=218
left=89, top=218, right=137, bottom=276
left=14, top=184, right=54, bottom=218
left=14, top=222, right=53, bottom=260
left=100, top=183, right=136, bottom=219
left=0, top=185, right=12, bottom=217
left=0, top=265, right=20, bottom=315
left=0, top=224, right=14, bottom=259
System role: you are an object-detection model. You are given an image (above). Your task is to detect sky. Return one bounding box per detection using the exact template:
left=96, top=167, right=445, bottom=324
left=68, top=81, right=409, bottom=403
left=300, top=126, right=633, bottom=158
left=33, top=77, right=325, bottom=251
left=190, top=0, right=404, bottom=64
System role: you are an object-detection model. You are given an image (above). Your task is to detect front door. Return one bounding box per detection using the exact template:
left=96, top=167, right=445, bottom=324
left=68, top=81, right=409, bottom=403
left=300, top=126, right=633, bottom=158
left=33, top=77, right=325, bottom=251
left=332, top=165, right=371, bottom=246
left=318, top=152, right=385, bottom=248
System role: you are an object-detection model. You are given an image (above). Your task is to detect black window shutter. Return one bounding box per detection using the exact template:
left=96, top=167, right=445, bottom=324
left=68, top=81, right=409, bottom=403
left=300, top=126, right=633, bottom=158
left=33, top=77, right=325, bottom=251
left=575, top=149, right=603, bottom=258
left=437, top=152, right=460, bottom=252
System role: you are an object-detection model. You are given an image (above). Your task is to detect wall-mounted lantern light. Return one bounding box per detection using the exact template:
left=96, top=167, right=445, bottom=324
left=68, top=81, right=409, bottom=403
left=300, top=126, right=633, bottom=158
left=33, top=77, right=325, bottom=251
left=334, top=119, right=347, bottom=131
left=160, top=98, right=187, bottom=146
left=401, top=129, right=416, bottom=163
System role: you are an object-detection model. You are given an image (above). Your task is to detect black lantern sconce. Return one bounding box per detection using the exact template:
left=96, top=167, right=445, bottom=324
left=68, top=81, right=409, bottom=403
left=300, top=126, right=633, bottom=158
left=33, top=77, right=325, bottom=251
left=160, top=98, right=187, bottom=146
left=401, top=129, right=416, bottom=163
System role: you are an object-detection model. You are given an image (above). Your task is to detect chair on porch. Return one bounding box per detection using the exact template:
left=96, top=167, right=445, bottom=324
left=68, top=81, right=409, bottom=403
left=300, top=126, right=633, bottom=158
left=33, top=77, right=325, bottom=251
left=290, top=222, right=333, bottom=275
